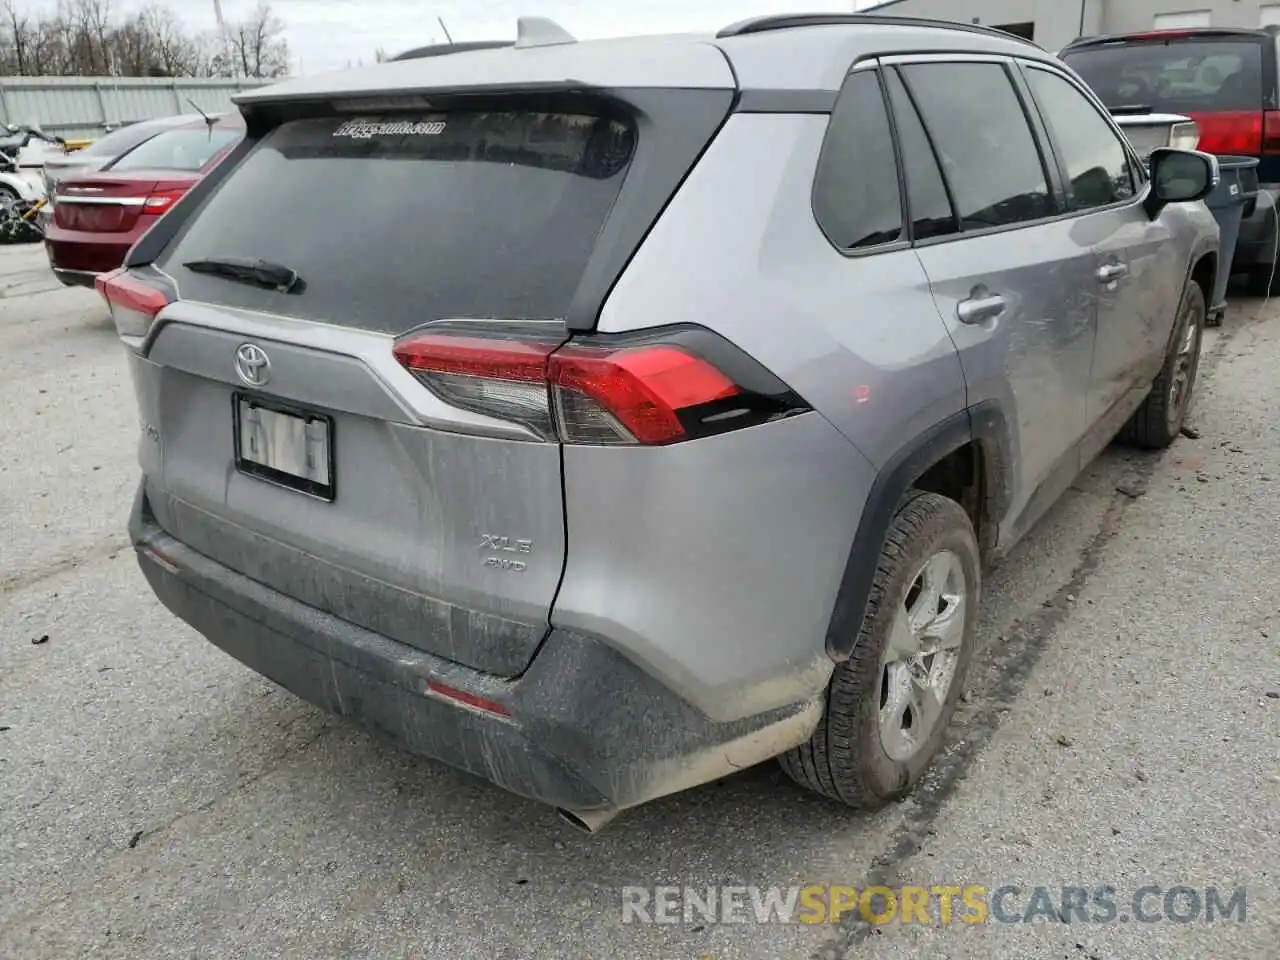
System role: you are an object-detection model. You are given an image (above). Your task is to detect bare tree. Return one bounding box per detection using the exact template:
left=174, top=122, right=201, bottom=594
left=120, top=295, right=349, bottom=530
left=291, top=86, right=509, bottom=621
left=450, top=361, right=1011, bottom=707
left=0, top=0, right=285, bottom=78
left=3, top=2, right=34, bottom=76
left=225, top=2, right=289, bottom=79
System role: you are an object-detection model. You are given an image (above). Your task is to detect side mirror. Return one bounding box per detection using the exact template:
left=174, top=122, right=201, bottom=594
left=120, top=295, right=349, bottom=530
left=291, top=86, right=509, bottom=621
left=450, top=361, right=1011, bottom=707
left=1145, top=148, right=1218, bottom=218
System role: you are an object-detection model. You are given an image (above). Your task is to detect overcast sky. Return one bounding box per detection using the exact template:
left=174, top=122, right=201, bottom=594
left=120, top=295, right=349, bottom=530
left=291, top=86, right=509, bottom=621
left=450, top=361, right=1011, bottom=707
left=104, top=0, right=884, bottom=73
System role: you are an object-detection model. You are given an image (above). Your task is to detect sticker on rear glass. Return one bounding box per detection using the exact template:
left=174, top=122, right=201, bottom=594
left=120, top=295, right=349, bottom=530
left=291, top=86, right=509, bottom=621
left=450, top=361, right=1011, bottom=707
left=333, top=117, right=446, bottom=139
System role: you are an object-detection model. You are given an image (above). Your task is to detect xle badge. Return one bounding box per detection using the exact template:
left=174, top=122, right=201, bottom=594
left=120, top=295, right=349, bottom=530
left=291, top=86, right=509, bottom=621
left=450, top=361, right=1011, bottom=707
left=480, top=535, right=533, bottom=573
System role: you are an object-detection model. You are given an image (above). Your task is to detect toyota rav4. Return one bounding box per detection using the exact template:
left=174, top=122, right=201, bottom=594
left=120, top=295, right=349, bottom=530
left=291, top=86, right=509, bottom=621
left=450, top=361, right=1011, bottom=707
left=103, top=14, right=1219, bottom=832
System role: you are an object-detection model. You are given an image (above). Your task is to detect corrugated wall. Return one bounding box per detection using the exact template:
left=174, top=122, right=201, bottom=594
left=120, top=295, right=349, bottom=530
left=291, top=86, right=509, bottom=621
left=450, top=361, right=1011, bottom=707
left=0, top=76, right=271, bottom=140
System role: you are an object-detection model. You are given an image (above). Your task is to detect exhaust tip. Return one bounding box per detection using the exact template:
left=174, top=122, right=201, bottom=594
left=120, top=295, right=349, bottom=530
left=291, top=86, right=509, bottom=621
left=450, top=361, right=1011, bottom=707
left=556, top=807, right=617, bottom=834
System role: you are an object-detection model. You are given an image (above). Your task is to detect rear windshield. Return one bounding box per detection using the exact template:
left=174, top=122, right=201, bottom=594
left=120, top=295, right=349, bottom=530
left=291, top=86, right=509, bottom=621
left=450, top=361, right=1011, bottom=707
left=109, top=126, right=242, bottom=172
left=1063, top=38, right=1265, bottom=113
left=160, top=111, right=637, bottom=333
left=78, top=122, right=164, bottom=158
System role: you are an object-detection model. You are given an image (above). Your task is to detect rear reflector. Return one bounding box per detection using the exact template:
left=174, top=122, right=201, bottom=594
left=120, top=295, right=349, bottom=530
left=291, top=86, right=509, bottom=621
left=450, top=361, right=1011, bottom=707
left=426, top=679, right=512, bottom=717
left=1188, top=111, right=1263, bottom=155
left=96, top=268, right=172, bottom=338
left=393, top=328, right=806, bottom=446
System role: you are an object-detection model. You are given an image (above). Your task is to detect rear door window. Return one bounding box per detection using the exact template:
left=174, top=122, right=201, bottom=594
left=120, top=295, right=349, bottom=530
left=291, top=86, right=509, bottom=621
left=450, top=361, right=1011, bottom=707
left=899, top=62, right=1054, bottom=231
left=883, top=69, right=959, bottom=241
left=159, top=111, right=636, bottom=333
left=1062, top=39, right=1265, bottom=113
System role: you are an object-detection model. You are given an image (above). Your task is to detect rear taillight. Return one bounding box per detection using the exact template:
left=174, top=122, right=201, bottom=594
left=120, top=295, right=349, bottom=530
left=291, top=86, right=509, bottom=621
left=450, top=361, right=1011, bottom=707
left=1189, top=111, right=1263, bottom=155
left=142, top=189, right=186, bottom=215
left=95, top=268, right=172, bottom=339
left=1263, top=111, right=1280, bottom=156
left=393, top=329, right=807, bottom=446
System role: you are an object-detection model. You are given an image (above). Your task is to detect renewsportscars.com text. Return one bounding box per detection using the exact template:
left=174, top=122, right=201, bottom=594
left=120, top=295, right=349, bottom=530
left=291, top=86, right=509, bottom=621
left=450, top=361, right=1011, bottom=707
left=620, top=884, right=1247, bottom=926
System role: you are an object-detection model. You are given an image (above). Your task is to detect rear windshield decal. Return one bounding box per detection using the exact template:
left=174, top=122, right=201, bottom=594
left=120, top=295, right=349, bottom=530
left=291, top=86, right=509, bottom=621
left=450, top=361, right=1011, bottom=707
left=333, top=118, right=446, bottom=139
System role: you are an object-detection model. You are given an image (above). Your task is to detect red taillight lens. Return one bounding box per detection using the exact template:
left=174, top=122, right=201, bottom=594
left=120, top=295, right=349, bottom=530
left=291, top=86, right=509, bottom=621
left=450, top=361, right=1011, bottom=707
left=143, top=189, right=186, bottom=215
left=96, top=268, right=171, bottom=338
left=393, top=329, right=803, bottom=446
left=550, top=344, right=739, bottom=445
left=1188, top=111, right=1263, bottom=155
left=393, top=333, right=559, bottom=438
left=1263, top=111, right=1280, bottom=156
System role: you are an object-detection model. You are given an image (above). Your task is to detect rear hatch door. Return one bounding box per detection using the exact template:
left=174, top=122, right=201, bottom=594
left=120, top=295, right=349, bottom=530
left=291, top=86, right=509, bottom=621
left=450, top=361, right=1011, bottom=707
left=1062, top=30, right=1278, bottom=175
left=139, top=80, right=733, bottom=677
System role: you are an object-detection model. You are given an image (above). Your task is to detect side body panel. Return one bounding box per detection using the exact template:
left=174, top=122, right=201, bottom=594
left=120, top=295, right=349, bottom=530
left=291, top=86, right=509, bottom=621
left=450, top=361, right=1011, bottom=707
left=563, top=113, right=966, bottom=716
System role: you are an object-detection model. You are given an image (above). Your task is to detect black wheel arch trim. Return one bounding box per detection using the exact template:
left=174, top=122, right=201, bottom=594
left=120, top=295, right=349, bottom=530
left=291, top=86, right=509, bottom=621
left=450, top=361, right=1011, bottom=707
left=1172, top=242, right=1216, bottom=351
left=825, top=400, right=1011, bottom=661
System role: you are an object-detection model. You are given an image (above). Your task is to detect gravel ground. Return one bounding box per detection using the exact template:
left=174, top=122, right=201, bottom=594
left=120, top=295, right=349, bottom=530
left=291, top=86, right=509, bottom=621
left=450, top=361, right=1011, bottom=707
left=0, top=244, right=1275, bottom=959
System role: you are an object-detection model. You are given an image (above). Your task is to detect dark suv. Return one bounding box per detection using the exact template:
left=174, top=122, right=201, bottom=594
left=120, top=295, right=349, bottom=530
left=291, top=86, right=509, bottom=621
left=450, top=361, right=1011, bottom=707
left=1062, top=26, right=1280, bottom=293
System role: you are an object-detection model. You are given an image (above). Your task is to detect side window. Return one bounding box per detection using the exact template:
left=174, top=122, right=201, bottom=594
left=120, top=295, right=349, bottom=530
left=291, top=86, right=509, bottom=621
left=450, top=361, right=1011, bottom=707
left=884, top=69, right=960, bottom=241
left=1025, top=67, right=1137, bottom=211
left=899, top=62, right=1054, bottom=230
left=813, top=69, right=904, bottom=251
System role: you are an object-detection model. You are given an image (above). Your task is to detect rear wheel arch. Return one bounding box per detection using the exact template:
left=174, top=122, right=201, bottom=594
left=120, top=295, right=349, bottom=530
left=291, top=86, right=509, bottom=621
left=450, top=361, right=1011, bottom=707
left=824, top=400, right=1012, bottom=661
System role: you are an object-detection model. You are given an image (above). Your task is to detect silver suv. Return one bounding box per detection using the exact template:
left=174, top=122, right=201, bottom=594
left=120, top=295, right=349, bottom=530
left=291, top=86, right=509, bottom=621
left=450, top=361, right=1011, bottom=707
left=103, top=14, right=1219, bottom=832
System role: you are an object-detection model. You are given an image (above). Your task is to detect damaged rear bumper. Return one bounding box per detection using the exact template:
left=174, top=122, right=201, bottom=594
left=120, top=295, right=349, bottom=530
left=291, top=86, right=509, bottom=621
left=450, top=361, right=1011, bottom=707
left=129, top=486, right=821, bottom=822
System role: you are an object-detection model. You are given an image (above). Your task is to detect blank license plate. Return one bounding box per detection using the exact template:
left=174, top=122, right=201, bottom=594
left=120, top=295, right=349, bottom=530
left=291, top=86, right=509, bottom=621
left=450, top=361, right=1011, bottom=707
left=234, top=396, right=334, bottom=499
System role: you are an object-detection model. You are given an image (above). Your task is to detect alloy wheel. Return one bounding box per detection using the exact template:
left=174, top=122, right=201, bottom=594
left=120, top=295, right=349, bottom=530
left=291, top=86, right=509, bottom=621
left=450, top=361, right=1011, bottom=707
left=877, top=549, right=967, bottom=762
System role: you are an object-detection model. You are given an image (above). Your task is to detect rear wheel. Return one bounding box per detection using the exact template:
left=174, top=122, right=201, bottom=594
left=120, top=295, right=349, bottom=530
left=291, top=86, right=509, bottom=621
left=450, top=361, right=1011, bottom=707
left=1118, top=280, right=1205, bottom=450
left=780, top=492, right=979, bottom=809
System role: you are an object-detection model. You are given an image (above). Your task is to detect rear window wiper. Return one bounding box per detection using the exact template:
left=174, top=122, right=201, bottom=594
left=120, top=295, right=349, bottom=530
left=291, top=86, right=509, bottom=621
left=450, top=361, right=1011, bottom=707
left=182, top=256, right=304, bottom=294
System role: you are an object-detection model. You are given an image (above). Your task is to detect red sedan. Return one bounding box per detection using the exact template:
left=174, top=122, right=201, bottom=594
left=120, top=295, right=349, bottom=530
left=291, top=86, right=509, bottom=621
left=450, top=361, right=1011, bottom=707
left=45, top=117, right=243, bottom=288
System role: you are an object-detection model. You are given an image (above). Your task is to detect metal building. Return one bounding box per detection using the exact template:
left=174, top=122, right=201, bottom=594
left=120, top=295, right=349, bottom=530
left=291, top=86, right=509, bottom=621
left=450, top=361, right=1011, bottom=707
left=865, top=0, right=1280, bottom=52
left=0, top=76, right=270, bottom=141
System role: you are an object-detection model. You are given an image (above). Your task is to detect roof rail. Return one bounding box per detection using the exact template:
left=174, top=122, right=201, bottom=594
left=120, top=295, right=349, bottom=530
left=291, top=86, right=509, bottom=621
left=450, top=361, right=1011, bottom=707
left=389, top=40, right=513, bottom=61
left=514, top=16, right=577, bottom=48
left=716, top=13, right=1040, bottom=48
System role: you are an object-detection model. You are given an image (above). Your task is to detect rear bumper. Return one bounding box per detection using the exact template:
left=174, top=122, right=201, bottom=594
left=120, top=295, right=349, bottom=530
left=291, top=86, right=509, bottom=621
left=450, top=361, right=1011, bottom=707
left=43, top=222, right=135, bottom=275
left=130, top=486, right=821, bottom=818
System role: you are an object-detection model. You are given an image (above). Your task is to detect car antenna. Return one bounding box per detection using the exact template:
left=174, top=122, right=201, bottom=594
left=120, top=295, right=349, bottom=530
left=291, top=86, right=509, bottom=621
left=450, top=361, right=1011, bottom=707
left=186, top=99, right=216, bottom=130
left=438, top=16, right=453, bottom=43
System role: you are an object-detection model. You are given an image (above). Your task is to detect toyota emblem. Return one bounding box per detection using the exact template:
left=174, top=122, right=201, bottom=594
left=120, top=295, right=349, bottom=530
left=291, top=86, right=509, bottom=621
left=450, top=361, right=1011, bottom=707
left=234, top=343, right=271, bottom=387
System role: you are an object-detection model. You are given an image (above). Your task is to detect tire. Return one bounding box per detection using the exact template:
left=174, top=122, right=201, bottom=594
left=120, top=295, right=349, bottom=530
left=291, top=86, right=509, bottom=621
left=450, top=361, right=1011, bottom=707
left=780, top=492, right=980, bottom=809
left=0, top=184, right=17, bottom=208
left=1117, top=280, right=1206, bottom=450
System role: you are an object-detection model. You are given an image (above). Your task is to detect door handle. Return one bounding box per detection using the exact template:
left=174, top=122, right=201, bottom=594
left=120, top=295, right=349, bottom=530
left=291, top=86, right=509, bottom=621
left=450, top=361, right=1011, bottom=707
left=1097, top=262, right=1130, bottom=283
left=957, top=292, right=1007, bottom=324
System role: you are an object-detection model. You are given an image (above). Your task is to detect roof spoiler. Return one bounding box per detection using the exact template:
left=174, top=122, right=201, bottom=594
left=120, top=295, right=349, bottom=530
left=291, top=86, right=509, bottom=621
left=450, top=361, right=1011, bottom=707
left=389, top=41, right=514, bottom=61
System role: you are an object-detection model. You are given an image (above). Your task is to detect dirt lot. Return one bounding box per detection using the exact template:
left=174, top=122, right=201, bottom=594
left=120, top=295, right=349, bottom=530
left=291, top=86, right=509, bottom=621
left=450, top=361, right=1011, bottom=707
left=1, top=244, right=1276, bottom=959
